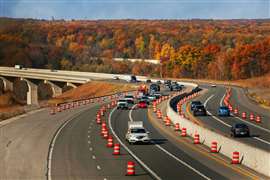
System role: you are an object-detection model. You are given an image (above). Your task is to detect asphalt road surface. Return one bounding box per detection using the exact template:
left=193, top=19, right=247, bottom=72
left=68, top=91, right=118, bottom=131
left=182, top=85, right=270, bottom=151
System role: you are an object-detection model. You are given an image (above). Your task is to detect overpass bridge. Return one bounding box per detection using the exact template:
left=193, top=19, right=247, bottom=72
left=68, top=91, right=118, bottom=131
left=0, top=66, right=171, bottom=105
left=0, top=67, right=94, bottom=105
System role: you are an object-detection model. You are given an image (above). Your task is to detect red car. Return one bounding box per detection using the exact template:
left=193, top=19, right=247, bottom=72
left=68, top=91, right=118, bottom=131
left=138, top=101, right=147, bottom=108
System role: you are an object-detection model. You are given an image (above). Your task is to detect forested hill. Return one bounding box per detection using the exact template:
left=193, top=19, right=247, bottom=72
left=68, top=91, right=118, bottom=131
left=0, top=18, right=269, bottom=80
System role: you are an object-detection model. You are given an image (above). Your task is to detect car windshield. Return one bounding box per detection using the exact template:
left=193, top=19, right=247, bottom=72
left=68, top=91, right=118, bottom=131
left=139, top=101, right=146, bottom=104
left=125, top=95, right=134, bottom=99
left=235, top=124, right=248, bottom=128
left=118, top=100, right=126, bottom=103
left=131, top=128, right=146, bottom=133
left=196, top=105, right=205, bottom=109
left=220, top=106, right=229, bottom=110
left=192, top=101, right=201, bottom=105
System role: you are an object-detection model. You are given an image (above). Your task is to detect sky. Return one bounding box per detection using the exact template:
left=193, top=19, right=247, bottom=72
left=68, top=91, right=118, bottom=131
left=0, top=0, right=269, bottom=20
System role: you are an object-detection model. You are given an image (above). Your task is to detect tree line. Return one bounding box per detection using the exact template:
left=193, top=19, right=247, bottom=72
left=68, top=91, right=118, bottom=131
left=0, top=18, right=269, bottom=80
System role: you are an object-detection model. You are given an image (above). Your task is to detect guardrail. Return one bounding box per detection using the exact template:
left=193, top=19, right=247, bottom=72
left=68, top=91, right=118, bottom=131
left=166, top=85, right=270, bottom=177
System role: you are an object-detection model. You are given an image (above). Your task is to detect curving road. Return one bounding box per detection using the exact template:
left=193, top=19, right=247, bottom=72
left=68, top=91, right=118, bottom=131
left=184, top=84, right=270, bottom=151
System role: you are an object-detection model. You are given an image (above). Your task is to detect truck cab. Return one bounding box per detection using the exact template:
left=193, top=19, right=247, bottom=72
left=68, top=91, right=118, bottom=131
left=125, top=121, right=150, bottom=144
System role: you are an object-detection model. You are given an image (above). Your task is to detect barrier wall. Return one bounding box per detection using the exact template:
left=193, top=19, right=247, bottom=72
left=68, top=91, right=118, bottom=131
left=166, top=91, right=270, bottom=177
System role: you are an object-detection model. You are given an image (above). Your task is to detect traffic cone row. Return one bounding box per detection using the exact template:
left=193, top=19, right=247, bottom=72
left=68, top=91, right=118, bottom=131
left=49, top=92, right=126, bottom=115
left=223, top=88, right=263, bottom=123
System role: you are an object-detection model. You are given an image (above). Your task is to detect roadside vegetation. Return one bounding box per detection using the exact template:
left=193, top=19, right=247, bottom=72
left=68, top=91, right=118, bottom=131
left=0, top=18, right=269, bottom=80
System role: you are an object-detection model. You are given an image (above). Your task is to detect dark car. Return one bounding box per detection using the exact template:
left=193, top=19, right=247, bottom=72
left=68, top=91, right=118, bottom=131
left=191, top=101, right=202, bottom=111
left=231, top=123, right=250, bottom=137
left=149, top=83, right=160, bottom=93
left=193, top=105, right=207, bottom=116
left=171, top=84, right=182, bottom=91
left=146, top=79, right=152, bottom=83
left=130, top=75, right=137, bottom=83
left=218, top=106, right=230, bottom=116
left=156, top=80, right=162, bottom=84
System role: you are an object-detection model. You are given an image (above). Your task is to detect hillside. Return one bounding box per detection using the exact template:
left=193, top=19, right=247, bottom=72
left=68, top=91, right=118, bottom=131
left=0, top=18, right=269, bottom=80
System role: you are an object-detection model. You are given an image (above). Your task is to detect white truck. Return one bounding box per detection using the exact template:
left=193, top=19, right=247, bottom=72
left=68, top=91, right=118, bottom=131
left=125, top=121, right=150, bottom=144
left=14, top=65, right=23, bottom=69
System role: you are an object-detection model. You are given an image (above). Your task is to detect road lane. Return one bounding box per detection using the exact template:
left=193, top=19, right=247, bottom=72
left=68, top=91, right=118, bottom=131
left=51, top=104, right=150, bottom=180
left=110, top=105, right=229, bottom=180
left=184, top=86, right=270, bottom=151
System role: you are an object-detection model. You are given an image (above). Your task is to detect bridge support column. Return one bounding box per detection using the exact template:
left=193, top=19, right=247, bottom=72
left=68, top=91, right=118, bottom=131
left=20, top=78, right=38, bottom=105
left=67, top=82, right=77, bottom=89
left=0, top=76, right=13, bottom=92
left=44, top=80, right=62, bottom=97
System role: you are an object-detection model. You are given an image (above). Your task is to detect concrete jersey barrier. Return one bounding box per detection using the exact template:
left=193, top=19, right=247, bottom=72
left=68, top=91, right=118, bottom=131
left=166, top=91, right=270, bottom=177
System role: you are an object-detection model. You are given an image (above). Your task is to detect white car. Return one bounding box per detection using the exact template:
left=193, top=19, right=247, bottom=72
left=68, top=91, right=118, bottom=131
left=126, top=121, right=150, bottom=144
left=113, top=76, right=119, bottom=80
left=147, top=95, right=156, bottom=101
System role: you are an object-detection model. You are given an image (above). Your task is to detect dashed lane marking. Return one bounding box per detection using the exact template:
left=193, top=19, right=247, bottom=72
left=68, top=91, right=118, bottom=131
left=130, top=106, right=211, bottom=180
left=205, top=95, right=270, bottom=145
left=109, top=107, right=162, bottom=180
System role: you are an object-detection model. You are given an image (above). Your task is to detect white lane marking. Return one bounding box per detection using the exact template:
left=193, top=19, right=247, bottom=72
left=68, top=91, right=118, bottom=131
left=89, top=147, right=93, bottom=151
left=156, top=144, right=211, bottom=180
left=92, top=155, right=96, bottom=159
left=232, top=115, right=270, bottom=134
left=108, top=108, right=162, bottom=180
left=203, top=94, right=215, bottom=107
left=97, top=165, right=101, bottom=170
left=206, top=95, right=270, bottom=145
left=129, top=107, right=211, bottom=180
left=88, top=140, right=91, bottom=144
left=253, top=137, right=270, bottom=145
left=88, top=135, right=90, bottom=138
left=220, top=92, right=226, bottom=106
left=47, top=115, right=78, bottom=180
left=219, top=92, right=270, bottom=134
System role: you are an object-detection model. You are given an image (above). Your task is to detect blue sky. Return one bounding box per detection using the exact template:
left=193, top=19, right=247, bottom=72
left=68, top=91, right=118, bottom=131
left=0, top=0, right=269, bottom=19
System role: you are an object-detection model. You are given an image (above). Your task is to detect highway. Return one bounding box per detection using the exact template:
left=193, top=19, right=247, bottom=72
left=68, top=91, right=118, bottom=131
left=107, top=100, right=260, bottom=179
left=183, top=84, right=270, bottom=151
left=0, top=73, right=269, bottom=179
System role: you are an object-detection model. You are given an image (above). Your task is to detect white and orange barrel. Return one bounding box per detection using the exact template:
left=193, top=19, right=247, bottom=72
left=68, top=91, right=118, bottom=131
left=256, top=115, right=261, bottom=123
left=113, top=143, right=120, bottom=155
left=242, top=112, right=246, bottom=119
left=181, top=128, right=187, bottom=137
left=174, top=123, right=180, bottom=131
left=107, top=136, right=114, bottom=148
left=231, top=151, right=240, bottom=164
left=126, top=161, right=135, bottom=176
left=249, top=113, right=254, bottom=121
left=211, top=141, right=218, bottom=153
left=234, top=108, right=238, bottom=115
left=194, top=134, right=200, bottom=144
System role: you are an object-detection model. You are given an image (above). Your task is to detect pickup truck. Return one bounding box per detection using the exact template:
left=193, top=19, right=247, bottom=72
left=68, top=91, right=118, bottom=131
left=125, top=121, right=150, bottom=144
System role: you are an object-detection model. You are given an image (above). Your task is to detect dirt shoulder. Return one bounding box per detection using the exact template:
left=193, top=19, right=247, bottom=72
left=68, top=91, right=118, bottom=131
left=0, top=81, right=136, bottom=121
left=48, top=81, right=137, bottom=105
